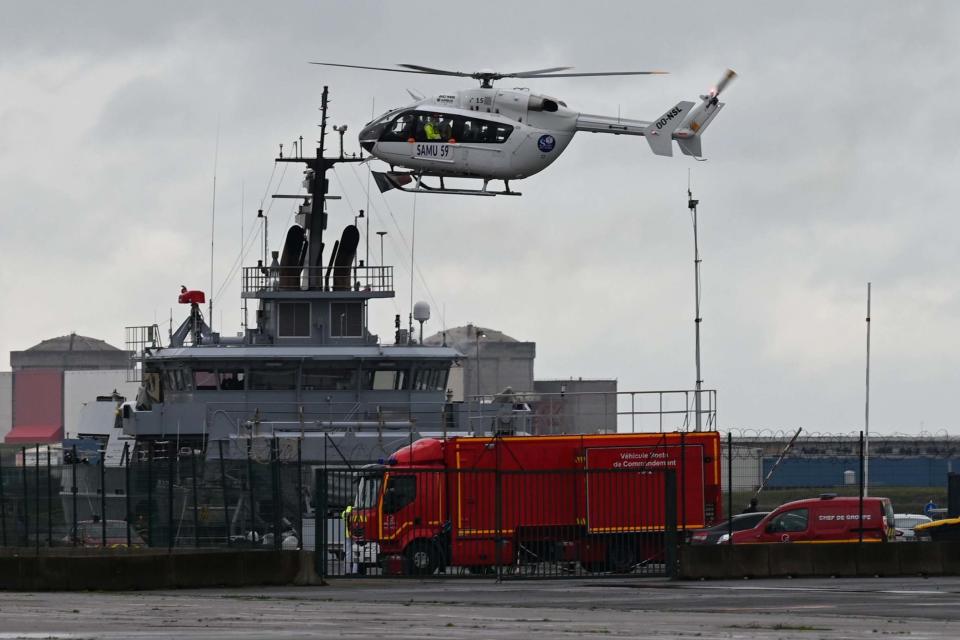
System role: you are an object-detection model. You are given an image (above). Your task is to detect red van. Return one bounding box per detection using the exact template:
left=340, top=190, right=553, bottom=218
left=730, top=495, right=896, bottom=544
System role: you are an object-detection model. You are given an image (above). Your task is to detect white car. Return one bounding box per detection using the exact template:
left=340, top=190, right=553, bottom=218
left=894, top=513, right=932, bottom=541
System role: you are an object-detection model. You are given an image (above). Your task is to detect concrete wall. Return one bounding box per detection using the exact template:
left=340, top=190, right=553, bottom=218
left=63, top=370, right=139, bottom=438
left=0, top=372, right=11, bottom=442
left=0, top=549, right=318, bottom=591
left=679, top=541, right=960, bottom=579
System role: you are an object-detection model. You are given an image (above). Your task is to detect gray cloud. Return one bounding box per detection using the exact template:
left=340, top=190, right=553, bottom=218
left=1, top=1, right=958, bottom=433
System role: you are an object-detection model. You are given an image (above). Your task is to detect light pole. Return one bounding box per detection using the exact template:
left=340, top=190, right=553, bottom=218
left=687, top=185, right=703, bottom=432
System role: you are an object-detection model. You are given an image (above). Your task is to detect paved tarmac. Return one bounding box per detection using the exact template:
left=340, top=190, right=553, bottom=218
left=0, top=576, right=958, bottom=639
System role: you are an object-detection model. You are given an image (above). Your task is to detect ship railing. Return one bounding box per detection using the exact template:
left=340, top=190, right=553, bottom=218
left=198, top=389, right=717, bottom=440
left=124, top=324, right=163, bottom=382
left=465, top=388, right=718, bottom=434
left=241, top=264, right=394, bottom=295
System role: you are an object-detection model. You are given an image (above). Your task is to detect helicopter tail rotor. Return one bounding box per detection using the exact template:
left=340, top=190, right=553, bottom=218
left=673, top=69, right=736, bottom=158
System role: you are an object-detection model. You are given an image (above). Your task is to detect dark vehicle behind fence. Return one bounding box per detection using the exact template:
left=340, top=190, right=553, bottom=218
left=690, top=511, right=769, bottom=545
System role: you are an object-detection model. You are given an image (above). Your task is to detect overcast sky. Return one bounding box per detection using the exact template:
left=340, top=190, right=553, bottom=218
left=1, top=1, right=958, bottom=435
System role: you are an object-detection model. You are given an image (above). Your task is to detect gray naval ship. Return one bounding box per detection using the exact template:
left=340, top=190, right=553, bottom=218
left=114, top=87, right=527, bottom=546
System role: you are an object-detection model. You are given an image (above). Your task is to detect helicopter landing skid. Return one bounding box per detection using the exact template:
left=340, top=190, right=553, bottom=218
left=372, top=171, right=521, bottom=197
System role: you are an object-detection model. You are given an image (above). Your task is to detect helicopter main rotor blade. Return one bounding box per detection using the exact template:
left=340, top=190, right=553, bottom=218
left=501, top=66, right=573, bottom=77
left=397, top=63, right=473, bottom=77
left=517, top=70, right=669, bottom=78
left=310, top=62, right=436, bottom=75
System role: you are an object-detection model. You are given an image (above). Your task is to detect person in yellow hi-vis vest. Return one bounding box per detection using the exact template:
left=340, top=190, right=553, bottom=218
left=341, top=505, right=355, bottom=574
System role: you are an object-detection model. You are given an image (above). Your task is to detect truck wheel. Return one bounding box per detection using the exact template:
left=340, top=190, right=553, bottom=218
left=406, top=540, right=438, bottom=575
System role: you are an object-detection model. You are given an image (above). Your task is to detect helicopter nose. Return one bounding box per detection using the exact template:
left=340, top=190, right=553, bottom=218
left=359, top=122, right=383, bottom=153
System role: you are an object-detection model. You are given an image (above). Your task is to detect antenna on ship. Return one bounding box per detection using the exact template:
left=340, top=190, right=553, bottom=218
left=208, top=118, right=221, bottom=331
left=274, top=85, right=365, bottom=282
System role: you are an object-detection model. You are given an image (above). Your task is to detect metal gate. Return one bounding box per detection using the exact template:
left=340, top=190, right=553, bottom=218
left=313, top=467, right=677, bottom=579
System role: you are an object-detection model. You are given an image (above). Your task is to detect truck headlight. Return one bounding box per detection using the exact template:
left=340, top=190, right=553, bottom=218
left=717, top=533, right=730, bottom=544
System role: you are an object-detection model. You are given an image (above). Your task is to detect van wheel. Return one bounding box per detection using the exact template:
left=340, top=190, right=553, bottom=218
left=406, top=540, right=438, bottom=575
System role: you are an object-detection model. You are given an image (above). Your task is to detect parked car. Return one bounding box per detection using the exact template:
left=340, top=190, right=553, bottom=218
left=914, top=516, right=960, bottom=542
left=61, top=520, right=145, bottom=548
left=690, top=512, right=769, bottom=545
left=894, top=513, right=932, bottom=541
left=729, top=494, right=896, bottom=544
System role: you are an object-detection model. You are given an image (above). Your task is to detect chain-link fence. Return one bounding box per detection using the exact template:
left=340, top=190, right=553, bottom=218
left=0, top=440, right=307, bottom=552
left=315, top=467, right=678, bottom=579
left=711, top=429, right=960, bottom=546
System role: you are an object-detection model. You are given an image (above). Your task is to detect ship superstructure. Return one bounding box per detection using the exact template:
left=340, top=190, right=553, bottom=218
left=122, top=87, right=487, bottom=467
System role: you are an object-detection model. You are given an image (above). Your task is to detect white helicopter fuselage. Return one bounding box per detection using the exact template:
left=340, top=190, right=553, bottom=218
left=361, top=88, right=581, bottom=180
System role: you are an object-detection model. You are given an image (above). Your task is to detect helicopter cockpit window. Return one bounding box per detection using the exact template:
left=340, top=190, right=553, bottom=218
left=381, top=112, right=418, bottom=142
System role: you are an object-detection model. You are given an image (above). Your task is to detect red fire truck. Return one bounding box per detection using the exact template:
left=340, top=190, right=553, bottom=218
left=349, top=431, right=722, bottom=574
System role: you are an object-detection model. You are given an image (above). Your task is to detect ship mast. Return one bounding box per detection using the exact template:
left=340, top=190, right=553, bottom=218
left=275, top=86, right=366, bottom=281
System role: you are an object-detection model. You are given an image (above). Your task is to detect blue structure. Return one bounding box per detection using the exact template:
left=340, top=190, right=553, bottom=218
left=763, top=457, right=960, bottom=488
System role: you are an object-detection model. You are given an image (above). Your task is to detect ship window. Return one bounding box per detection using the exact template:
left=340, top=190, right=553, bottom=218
left=302, top=367, right=356, bottom=391
left=330, top=302, right=363, bottom=338
left=193, top=369, right=218, bottom=391
left=278, top=302, right=311, bottom=338
left=412, top=368, right=449, bottom=392
left=173, top=368, right=190, bottom=391
left=219, top=370, right=245, bottom=391
left=369, top=369, right=409, bottom=391
left=248, top=367, right=297, bottom=391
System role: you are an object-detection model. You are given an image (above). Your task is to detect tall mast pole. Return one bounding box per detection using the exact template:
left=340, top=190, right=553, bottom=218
left=864, top=282, right=871, bottom=497
left=688, top=179, right=703, bottom=431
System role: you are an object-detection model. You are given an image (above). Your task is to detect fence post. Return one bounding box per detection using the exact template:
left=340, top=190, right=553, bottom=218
left=315, top=468, right=328, bottom=584
left=272, top=437, right=280, bottom=551
left=680, top=432, right=687, bottom=539
left=0, top=453, right=6, bottom=546
left=858, top=430, right=865, bottom=544
left=124, top=443, right=131, bottom=548
left=191, top=450, right=200, bottom=548
left=147, top=444, right=154, bottom=547
left=664, top=469, right=678, bottom=578
left=727, top=432, right=733, bottom=545
left=247, top=439, right=256, bottom=547
left=21, top=448, right=28, bottom=548
left=167, top=444, right=175, bottom=550
left=34, top=443, right=40, bottom=554
left=218, top=440, right=230, bottom=546
left=100, top=446, right=107, bottom=548
left=297, top=438, right=303, bottom=549
left=72, top=445, right=78, bottom=547
left=46, top=447, right=51, bottom=548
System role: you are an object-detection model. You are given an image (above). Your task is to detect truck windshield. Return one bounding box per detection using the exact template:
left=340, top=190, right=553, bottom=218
left=355, top=474, right=383, bottom=509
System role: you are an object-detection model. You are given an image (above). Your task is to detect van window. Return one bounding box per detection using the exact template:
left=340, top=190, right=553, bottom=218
left=767, top=508, right=808, bottom=533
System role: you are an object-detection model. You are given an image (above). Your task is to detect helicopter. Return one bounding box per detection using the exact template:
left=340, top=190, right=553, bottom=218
left=312, top=62, right=736, bottom=196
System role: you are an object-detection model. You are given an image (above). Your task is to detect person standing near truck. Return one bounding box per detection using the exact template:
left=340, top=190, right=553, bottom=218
left=341, top=505, right=355, bottom=574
